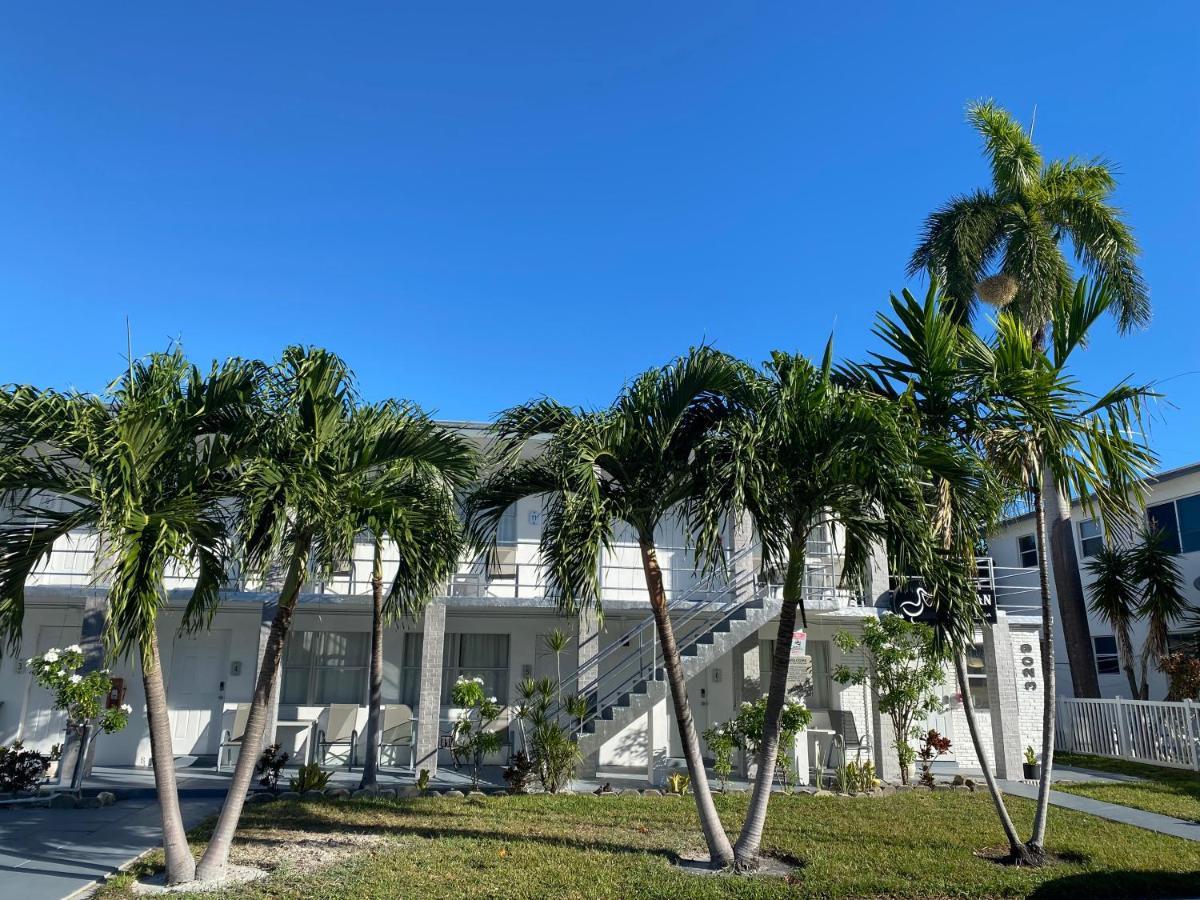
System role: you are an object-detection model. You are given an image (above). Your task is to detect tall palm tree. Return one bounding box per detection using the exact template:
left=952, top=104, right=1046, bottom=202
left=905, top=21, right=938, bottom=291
left=357, top=459, right=464, bottom=790
left=1085, top=544, right=1143, bottom=698
left=195, top=348, right=476, bottom=881
left=0, top=349, right=260, bottom=885
left=979, top=278, right=1156, bottom=855
left=1131, top=527, right=1189, bottom=700
left=467, top=347, right=745, bottom=867
left=910, top=100, right=1150, bottom=702
left=690, top=345, right=928, bottom=869
left=849, top=283, right=1036, bottom=864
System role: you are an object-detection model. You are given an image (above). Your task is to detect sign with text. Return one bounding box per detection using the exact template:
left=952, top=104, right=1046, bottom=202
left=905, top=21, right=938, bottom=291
left=891, top=562, right=997, bottom=625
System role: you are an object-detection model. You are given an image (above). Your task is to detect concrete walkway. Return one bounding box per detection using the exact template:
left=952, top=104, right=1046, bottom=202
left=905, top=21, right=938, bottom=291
left=999, top=778, right=1200, bottom=843
left=0, top=769, right=224, bottom=900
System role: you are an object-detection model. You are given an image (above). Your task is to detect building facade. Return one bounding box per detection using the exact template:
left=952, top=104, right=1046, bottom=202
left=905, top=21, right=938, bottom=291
left=988, top=461, right=1200, bottom=701
left=3, top=424, right=1048, bottom=783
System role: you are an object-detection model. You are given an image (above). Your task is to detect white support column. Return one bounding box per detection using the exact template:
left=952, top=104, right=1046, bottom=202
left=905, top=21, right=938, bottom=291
left=577, top=610, right=600, bottom=777
left=414, top=602, right=446, bottom=775
left=58, top=592, right=107, bottom=786
left=982, top=612, right=1024, bottom=779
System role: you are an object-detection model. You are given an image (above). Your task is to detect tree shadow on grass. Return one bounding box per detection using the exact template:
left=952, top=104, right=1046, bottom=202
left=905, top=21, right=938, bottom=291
left=1026, top=870, right=1200, bottom=899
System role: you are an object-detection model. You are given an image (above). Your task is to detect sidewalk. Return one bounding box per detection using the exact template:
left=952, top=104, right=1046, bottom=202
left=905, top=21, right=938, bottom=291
left=999, top=778, right=1200, bottom=843
left=0, top=769, right=224, bottom=900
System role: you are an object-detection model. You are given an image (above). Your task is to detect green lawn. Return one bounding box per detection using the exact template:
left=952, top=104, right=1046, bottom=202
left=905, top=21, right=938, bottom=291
left=1055, top=752, right=1200, bottom=824
left=98, top=790, right=1200, bottom=899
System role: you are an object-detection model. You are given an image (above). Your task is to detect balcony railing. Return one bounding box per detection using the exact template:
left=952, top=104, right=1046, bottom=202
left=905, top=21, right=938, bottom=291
left=24, top=531, right=846, bottom=607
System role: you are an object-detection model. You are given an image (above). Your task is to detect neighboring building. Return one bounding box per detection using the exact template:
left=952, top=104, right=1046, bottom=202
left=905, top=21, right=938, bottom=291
left=989, top=461, right=1200, bottom=701
left=2, top=423, right=1046, bottom=782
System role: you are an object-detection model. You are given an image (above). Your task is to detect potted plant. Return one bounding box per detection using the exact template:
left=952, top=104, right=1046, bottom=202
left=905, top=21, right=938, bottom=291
left=1022, top=746, right=1040, bottom=781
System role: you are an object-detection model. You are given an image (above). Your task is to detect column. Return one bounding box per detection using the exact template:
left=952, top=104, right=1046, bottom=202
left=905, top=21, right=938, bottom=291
left=864, top=532, right=891, bottom=608
left=414, top=602, right=446, bottom=776
left=983, top=611, right=1024, bottom=779
left=256, top=599, right=283, bottom=753
left=576, top=609, right=601, bottom=777
left=58, top=592, right=107, bottom=786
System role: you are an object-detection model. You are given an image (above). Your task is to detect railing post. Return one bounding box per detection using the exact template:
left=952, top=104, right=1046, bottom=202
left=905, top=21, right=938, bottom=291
left=1185, top=700, right=1199, bottom=772
left=1115, top=698, right=1131, bottom=759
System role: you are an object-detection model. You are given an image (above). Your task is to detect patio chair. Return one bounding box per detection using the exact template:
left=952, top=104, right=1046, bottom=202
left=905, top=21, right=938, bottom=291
left=217, top=703, right=251, bottom=773
left=379, top=704, right=416, bottom=771
left=829, top=709, right=871, bottom=764
left=317, top=704, right=360, bottom=769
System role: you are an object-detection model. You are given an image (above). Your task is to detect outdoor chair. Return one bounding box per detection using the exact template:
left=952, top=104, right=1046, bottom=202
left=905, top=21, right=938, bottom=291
left=317, top=704, right=360, bottom=769
left=378, top=704, right=416, bottom=771
left=829, top=709, right=871, bottom=763
left=216, top=703, right=251, bottom=772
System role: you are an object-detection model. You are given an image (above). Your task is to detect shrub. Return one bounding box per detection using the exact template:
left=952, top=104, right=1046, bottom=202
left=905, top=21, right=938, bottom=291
left=502, top=750, right=537, bottom=794
left=666, top=772, right=690, bottom=796
left=255, top=743, right=290, bottom=791
left=530, top=722, right=580, bottom=793
left=1160, top=652, right=1200, bottom=701
left=450, top=676, right=505, bottom=788
left=416, top=768, right=431, bottom=792
left=916, top=729, right=952, bottom=788
left=0, top=741, right=50, bottom=793
left=289, top=761, right=331, bottom=793
left=701, top=723, right=736, bottom=791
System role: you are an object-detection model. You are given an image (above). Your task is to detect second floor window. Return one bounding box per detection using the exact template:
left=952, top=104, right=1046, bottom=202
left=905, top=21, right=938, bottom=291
left=1147, top=495, right=1200, bottom=555
left=1093, top=635, right=1120, bottom=675
left=1018, top=534, right=1038, bottom=569
left=1078, top=519, right=1104, bottom=558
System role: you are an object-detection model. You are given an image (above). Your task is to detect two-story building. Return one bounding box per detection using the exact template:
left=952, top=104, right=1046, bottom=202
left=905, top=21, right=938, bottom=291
left=988, top=461, right=1200, bottom=701
left=3, top=423, right=1049, bottom=784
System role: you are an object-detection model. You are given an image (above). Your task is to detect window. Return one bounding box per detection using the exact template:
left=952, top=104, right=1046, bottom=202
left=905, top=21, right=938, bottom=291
left=1078, top=519, right=1104, bottom=558
left=1017, top=534, right=1038, bottom=569
left=1093, top=635, right=1120, bottom=675
left=1177, top=495, right=1200, bottom=554
left=281, top=631, right=369, bottom=705
left=1146, top=502, right=1181, bottom=553
left=964, top=644, right=989, bottom=710
left=497, top=505, right=518, bottom=544
left=397, top=632, right=511, bottom=707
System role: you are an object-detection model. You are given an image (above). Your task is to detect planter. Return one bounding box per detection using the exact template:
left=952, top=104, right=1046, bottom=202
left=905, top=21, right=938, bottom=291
left=1022, top=762, right=1041, bottom=781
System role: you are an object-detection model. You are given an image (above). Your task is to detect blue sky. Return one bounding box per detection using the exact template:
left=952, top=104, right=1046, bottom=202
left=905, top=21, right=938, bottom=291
left=1, top=3, right=1197, bottom=468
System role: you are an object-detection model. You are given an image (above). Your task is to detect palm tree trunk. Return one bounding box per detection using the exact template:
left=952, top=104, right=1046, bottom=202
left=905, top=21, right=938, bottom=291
left=1029, top=484, right=1056, bottom=853
left=142, top=629, right=197, bottom=884
left=1043, top=469, right=1099, bottom=698
left=195, top=540, right=309, bottom=882
left=360, top=539, right=385, bottom=789
left=638, top=534, right=735, bottom=868
left=734, top=537, right=804, bottom=868
left=1117, top=628, right=1141, bottom=699
left=953, top=651, right=1036, bottom=864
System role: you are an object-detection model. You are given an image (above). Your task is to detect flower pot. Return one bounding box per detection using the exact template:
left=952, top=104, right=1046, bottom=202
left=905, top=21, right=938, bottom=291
left=1022, top=762, right=1041, bottom=781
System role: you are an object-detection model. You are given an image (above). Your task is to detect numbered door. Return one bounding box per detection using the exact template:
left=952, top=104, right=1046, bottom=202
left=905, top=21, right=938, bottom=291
left=166, top=630, right=230, bottom=755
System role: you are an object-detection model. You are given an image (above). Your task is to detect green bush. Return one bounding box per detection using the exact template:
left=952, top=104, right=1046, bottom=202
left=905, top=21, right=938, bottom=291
left=290, top=762, right=332, bottom=793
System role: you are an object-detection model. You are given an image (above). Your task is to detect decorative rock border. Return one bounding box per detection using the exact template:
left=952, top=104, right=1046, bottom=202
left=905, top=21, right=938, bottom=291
left=0, top=788, right=117, bottom=810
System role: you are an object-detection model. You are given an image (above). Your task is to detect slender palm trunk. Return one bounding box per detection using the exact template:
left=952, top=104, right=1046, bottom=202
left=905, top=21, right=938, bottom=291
left=142, top=629, right=197, bottom=884
left=638, top=535, right=735, bottom=868
left=954, top=651, right=1036, bottom=864
left=1117, top=628, right=1141, bottom=699
left=734, top=537, right=804, bottom=867
left=1029, top=485, right=1056, bottom=853
left=360, top=540, right=386, bottom=789
left=195, top=541, right=309, bottom=881
left=1043, top=471, right=1100, bottom=698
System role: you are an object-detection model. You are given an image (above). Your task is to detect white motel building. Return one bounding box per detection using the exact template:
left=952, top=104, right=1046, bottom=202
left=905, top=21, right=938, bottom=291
left=2, top=423, right=1054, bottom=785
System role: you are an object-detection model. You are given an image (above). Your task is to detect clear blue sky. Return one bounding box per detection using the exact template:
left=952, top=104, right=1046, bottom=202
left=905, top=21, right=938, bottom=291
left=1, top=3, right=1197, bottom=468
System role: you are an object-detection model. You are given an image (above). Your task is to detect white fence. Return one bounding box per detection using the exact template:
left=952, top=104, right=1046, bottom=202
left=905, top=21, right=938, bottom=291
left=1056, top=697, right=1200, bottom=771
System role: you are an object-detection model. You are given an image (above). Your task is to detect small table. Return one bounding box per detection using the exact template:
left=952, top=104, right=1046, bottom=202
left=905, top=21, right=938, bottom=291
left=273, top=718, right=318, bottom=766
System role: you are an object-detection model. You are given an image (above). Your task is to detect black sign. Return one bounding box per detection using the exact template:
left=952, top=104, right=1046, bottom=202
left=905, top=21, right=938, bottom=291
left=890, top=563, right=997, bottom=625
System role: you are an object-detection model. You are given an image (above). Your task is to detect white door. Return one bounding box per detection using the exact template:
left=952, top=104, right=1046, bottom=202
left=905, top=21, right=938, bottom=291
left=167, top=630, right=229, bottom=755
left=671, top=670, right=710, bottom=757
left=18, top=625, right=79, bottom=753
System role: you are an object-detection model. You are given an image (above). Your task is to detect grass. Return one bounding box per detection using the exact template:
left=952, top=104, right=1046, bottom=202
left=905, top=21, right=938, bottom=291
left=1055, top=752, right=1200, bottom=824
left=95, top=790, right=1200, bottom=899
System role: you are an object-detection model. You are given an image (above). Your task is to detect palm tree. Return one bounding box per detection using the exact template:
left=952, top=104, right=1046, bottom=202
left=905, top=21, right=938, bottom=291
left=195, top=347, right=476, bottom=881
left=910, top=99, right=1150, bottom=701
left=358, top=458, right=464, bottom=789
left=467, top=347, right=745, bottom=867
left=0, top=349, right=260, bottom=885
left=850, top=283, right=1036, bottom=864
left=1086, top=544, right=1143, bottom=698
left=1131, top=527, right=1189, bottom=699
left=979, top=278, right=1156, bottom=855
left=690, top=345, right=928, bottom=869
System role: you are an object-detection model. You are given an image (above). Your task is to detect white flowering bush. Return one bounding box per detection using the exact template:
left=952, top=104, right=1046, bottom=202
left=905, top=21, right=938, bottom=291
left=450, top=675, right=503, bottom=787
left=27, top=646, right=131, bottom=737
left=705, top=695, right=812, bottom=791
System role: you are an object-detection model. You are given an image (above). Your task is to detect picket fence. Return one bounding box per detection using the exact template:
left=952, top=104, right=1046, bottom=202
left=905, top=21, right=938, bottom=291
left=1055, top=696, right=1200, bottom=771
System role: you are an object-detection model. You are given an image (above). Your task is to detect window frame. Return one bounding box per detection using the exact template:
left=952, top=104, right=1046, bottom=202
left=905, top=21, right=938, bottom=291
left=1017, top=534, right=1039, bottom=569
left=1078, top=518, right=1104, bottom=558
left=1093, top=635, right=1120, bottom=676
left=1146, top=501, right=1182, bottom=554
left=964, top=643, right=989, bottom=710
left=281, top=630, right=370, bottom=706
